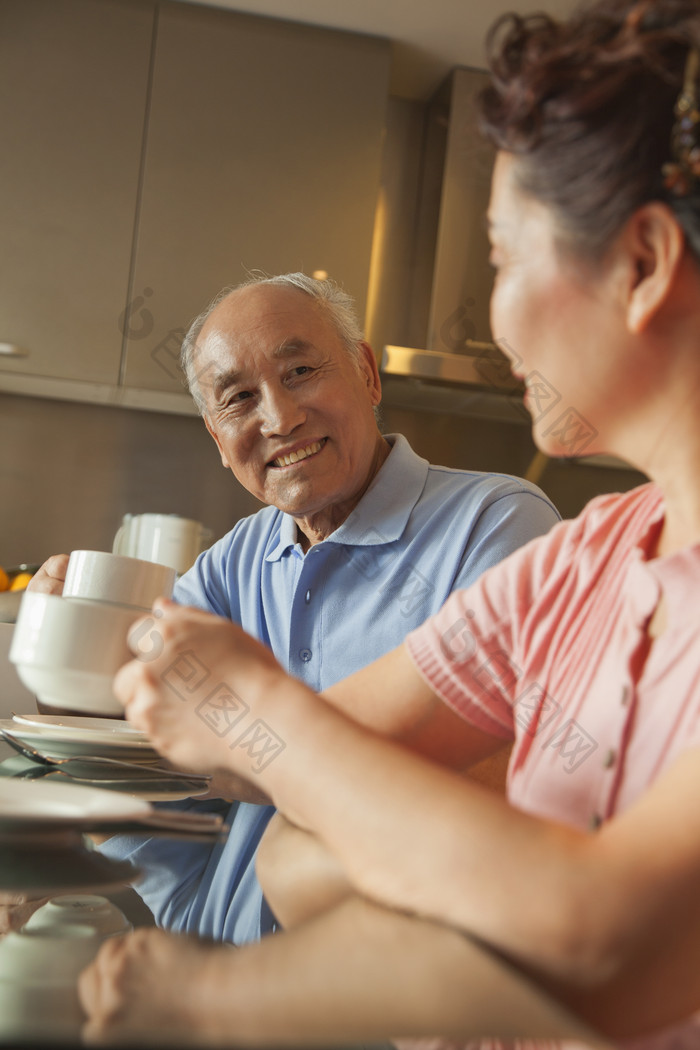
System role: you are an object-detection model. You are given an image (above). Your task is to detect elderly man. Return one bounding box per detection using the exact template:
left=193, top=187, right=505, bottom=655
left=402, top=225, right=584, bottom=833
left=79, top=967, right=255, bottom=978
left=31, top=271, right=559, bottom=946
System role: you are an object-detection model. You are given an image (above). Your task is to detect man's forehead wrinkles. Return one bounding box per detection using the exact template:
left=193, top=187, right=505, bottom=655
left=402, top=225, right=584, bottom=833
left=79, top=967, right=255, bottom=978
left=271, top=339, right=315, bottom=359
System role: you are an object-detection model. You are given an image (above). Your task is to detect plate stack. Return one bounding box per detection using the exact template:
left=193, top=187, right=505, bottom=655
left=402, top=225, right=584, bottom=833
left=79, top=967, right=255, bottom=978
left=0, top=712, right=213, bottom=800
left=0, top=776, right=226, bottom=898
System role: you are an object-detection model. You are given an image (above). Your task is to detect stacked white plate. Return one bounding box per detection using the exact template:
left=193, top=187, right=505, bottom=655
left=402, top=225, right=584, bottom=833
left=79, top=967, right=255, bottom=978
left=0, top=776, right=227, bottom=895
left=0, top=713, right=215, bottom=801
left=3, top=712, right=157, bottom=762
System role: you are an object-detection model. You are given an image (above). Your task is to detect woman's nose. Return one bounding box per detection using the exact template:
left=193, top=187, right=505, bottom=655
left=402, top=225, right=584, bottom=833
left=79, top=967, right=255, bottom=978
left=258, top=387, right=307, bottom=436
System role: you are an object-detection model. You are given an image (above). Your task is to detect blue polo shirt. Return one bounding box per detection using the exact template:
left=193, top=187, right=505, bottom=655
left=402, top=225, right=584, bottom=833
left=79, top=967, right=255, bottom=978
left=99, top=434, right=559, bottom=943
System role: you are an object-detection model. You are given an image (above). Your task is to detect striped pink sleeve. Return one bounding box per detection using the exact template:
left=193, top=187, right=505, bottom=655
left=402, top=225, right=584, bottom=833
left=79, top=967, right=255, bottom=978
left=404, top=514, right=576, bottom=740
left=405, top=585, right=516, bottom=740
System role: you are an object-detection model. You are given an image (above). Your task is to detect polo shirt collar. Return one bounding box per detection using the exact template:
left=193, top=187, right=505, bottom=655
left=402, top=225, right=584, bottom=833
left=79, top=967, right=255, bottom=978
left=265, top=434, right=429, bottom=561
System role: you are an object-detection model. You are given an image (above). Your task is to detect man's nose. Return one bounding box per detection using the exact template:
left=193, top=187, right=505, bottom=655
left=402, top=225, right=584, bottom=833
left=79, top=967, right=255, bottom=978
left=258, top=387, right=306, bottom=436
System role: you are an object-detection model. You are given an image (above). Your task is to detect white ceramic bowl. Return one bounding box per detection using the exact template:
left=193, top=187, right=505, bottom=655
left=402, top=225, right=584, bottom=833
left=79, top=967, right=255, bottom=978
left=0, top=925, right=102, bottom=1040
left=24, top=894, right=132, bottom=938
left=0, top=924, right=102, bottom=983
left=9, top=592, right=141, bottom=716
left=63, top=549, right=175, bottom=609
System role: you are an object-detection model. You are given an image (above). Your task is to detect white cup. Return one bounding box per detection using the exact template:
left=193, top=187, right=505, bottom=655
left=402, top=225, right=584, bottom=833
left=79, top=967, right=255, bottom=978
left=9, top=591, right=141, bottom=716
left=24, top=895, right=132, bottom=938
left=63, top=549, right=175, bottom=610
left=113, top=513, right=212, bottom=575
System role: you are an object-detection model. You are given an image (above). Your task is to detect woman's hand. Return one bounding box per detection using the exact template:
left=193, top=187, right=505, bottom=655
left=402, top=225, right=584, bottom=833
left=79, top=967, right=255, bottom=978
left=113, top=599, right=286, bottom=782
left=78, top=928, right=234, bottom=1046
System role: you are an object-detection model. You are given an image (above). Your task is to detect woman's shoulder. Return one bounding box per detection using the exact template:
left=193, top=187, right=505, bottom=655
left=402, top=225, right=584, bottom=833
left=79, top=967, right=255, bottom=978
left=569, top=480, right=662, bottom=543
left=508, top=481, right=662, bottom=591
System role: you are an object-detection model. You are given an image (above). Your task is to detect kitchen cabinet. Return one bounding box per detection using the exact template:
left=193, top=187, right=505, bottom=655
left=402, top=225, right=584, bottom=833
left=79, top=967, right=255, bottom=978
left=0, top=0, right=390, bottom=406
left=0, top=0, right=155, bottom=385
left=121, top=3, right=390, bottom=393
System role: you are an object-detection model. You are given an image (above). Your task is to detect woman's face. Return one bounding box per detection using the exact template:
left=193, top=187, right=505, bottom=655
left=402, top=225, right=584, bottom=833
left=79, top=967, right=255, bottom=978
left=487, top=152, right=630, bottom=459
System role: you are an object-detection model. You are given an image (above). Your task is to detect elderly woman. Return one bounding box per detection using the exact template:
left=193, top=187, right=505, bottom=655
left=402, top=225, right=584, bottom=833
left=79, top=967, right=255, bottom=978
left=78, top=0, right=700, bottom=1046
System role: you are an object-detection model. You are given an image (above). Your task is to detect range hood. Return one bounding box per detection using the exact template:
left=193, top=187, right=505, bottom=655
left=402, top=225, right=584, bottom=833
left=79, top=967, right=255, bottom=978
left=381, top=343, right=520, bottom=392
left=372, top=73, right=639, bottom=485
left=376, top=67, right=520, bottom=398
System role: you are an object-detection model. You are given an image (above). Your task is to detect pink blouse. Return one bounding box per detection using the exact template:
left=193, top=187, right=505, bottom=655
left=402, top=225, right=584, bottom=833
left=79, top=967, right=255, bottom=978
left=404, top=483, right=700, bottom=1050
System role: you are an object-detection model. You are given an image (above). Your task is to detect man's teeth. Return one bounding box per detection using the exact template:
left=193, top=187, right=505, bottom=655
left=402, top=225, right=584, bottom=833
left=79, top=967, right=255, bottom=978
left=273, top=441, right=323, bottom=468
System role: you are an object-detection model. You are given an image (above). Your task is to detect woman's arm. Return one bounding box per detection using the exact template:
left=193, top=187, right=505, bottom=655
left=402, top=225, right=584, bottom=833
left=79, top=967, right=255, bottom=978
left=116, top=602, right=700, bottom=1037
left=256, top=815, right=352, bottom=930
left=322, top=645, right=509, bottom=770
left=257, top=745, right=512, bottom=934
left=78, top=897, right=612, bottom=1048
left=259, top=681, right=700, bottom=1037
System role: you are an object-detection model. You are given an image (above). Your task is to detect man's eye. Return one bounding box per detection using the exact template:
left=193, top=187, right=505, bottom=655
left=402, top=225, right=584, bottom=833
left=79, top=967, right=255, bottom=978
left=226, top=390, right=253, bottom=406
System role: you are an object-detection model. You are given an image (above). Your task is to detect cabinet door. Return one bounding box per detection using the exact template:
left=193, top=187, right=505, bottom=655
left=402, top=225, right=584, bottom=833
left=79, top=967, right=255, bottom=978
left=121, top=2, right=390, bottom=394
left=0, top=0, right=154, bottom=384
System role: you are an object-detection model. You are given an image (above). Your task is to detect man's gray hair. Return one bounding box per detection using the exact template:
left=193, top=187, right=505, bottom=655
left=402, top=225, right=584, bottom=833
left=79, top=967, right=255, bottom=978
left=180, top=272, right=366, bottom=416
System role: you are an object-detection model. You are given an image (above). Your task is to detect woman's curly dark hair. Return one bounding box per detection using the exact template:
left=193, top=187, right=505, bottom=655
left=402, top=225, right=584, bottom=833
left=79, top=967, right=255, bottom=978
left=478, top=0, right=700, bottom=258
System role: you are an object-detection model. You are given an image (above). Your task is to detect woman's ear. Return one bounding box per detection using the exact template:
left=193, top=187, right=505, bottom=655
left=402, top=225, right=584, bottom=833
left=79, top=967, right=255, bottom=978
left=625, top=202, right=686, bottom=333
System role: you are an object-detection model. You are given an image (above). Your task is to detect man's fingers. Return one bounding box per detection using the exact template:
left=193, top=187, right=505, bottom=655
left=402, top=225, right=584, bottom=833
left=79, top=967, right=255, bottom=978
left=26, top=554, right=70, bottom=595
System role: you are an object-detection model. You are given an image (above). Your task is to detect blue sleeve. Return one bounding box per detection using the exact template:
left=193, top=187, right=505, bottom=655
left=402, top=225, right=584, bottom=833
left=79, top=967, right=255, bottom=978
left=172, top=532, right=240, bottom=618
left=453, top=487, right=559, bottom=589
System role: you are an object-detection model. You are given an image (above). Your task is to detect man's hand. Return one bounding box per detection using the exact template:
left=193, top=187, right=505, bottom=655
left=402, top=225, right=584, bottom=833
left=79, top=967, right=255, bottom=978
left=26, top=554, right=69, bottom=595
left=78, top=928, right=233, bottom=1046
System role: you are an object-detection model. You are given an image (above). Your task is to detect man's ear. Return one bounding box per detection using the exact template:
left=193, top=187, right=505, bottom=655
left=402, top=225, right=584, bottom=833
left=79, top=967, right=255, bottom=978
left=204, top=416, right=230, bottom=469
left=625, top=202, right=686, bottom=334
left=357, top=340, right=382, bottom=406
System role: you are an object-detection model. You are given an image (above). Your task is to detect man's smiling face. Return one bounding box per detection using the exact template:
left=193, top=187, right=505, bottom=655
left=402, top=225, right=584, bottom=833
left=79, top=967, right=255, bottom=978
left=196, top=284, right=385, bottom=540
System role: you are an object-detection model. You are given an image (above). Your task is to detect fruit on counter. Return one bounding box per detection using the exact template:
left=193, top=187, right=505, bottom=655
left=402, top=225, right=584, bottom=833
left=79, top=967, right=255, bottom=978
left=0, top=565, right=37, bottom=592
left=9, top=572, right=33, bottom=591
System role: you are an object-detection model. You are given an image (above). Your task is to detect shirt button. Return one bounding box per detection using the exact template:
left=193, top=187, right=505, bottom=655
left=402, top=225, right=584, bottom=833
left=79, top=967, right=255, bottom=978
left=305, top=589, right=311, bottom=604
left=300, top=648, right=312, bottom=662
left=603, top=749, right=616, bottom=769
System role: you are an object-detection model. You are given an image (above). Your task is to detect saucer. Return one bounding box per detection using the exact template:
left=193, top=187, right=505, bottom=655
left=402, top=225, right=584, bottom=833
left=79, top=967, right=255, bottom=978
left=12, top=714, right=146, bottom=737
left=3, top=716, right=157, bottom=761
